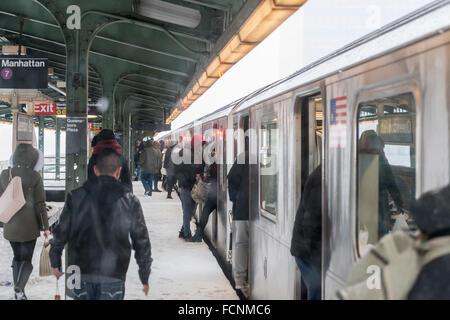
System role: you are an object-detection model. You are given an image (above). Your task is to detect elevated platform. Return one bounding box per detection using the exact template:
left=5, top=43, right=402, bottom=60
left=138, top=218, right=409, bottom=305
left=0, top=181, right=238, bottom=300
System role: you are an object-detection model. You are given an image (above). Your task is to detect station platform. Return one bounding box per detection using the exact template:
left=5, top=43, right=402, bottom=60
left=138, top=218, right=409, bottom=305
left=0, top=181, right=238, bottom=300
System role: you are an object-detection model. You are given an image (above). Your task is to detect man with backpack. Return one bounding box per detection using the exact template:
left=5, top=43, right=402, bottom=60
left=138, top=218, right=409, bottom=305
left=49, top=148, right=152, bottom=300
left=337, top=183, right=450, bottom=300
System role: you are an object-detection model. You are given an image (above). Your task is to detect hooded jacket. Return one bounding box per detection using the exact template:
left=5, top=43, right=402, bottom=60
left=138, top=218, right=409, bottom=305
left=0, top=144, right=48, bottom=242
left=49, top=175, right=152, bottom=285
left=227, top=152, right=250, bottom=221
left=87, top=139, right=133, bottom=192
left=290, top=164, right=322, bottom=269
left=408, top=184, right=450, bottom=299
left=138, top=142, right=163, bottom=175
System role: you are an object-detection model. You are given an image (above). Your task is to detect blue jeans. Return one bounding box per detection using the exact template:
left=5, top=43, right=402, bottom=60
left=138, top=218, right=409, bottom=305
left=141, top=173, right=154, bottom=195
left=136, top=166, right=141, bottom=179
left=72, top=281, right=125, bottom=300
left=180, top=187, right=195, bottom=237
left=295, top=257, right=321, bottom=300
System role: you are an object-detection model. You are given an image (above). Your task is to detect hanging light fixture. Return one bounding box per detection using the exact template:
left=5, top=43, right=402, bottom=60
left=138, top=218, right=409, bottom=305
left=134, top=0, right=201, bottom=28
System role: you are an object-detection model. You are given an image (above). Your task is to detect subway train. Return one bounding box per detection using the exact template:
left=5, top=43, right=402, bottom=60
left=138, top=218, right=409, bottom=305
left=155, top=1, right=450, bottom=299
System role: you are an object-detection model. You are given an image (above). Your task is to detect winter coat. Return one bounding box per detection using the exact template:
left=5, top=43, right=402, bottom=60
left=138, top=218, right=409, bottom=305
left=138, top=143, right=162, bottom=175
left=87, top=139, right=133, bottom=192
left=227, top=152, right=249, bottom=221
left=49, top=175, right=153, bottom=285
left=408, top=184, right=450, bottom=299
left=174, top=147, right=203, bottom=190
left=290, top=164, right=322, bottom=269
left=0, top=144, right=48, bottom=242
left=163, top=145, right=176, bottom=176
left=134, top=143, right=144, bottom=165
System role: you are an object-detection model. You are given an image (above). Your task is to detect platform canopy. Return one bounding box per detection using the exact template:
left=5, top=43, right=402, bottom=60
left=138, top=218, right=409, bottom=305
left=0, top=0, right=306, bottom=132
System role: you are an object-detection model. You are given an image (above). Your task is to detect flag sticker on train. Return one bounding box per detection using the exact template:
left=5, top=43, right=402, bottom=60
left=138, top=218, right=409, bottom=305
left=330, top=96, right=347, bottom=148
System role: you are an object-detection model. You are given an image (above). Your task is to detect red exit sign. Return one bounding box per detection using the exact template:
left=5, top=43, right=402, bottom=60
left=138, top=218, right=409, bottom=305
left=35, top=103, right=56, bottom=115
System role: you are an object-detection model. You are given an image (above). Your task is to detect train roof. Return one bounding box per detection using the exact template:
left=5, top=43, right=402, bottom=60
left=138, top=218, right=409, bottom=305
left=157, top=0, right=449, bottom=137
left=234, top=0, right=450, bottom=113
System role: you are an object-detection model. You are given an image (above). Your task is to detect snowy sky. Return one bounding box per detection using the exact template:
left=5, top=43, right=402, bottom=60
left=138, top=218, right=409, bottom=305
left=0, top=0, right=433, bottom=160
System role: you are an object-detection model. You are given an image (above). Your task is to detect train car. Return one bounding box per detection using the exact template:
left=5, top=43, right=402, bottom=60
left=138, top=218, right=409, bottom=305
left=155, top=0, right=449, bottom=300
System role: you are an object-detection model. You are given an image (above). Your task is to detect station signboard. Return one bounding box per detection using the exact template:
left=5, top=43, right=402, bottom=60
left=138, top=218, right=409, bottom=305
left=0, top=56, right=48, bottom=89
left=35, top=103, right=56, bottom=115
left=66, top=114, right=87, bottom=154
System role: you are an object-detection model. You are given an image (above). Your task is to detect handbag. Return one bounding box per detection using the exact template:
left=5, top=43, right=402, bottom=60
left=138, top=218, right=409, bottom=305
left=191, top=179, right=208, bottom=203
left=39, top=239, right=53, bottom=277
left=0, top=168, right=26, bottom=224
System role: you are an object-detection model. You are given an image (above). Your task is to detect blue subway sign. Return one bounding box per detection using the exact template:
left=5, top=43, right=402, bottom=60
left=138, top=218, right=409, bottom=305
left=0, top=56, right=48, bottom=89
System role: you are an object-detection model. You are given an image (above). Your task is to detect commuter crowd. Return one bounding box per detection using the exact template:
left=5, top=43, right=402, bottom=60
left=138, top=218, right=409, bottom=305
left=1, top=128, right=449, bottom=300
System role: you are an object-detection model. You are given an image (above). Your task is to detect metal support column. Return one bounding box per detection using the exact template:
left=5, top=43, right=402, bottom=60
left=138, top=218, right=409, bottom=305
left=55, top=116, right=61, bottom=181
left=101, top=83, right=115, bottom=130
left=38, top=115, right=45, bottom=153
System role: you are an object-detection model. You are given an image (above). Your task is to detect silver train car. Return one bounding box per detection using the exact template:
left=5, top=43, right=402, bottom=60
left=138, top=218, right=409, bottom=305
left=156, top=0, right=450, bottom=299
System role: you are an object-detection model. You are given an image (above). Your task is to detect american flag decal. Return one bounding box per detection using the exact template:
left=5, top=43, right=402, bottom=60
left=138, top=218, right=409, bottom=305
left=330, top=96, right=347, bottom=148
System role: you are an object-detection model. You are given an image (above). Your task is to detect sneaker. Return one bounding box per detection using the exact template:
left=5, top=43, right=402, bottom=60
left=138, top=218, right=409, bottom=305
left=14, top=290, right=27, bottom=300
left=167, top=195, right=173, bottom=199
left=144, top=190, right=149, bottom=195
left=153, top=189, right=162, bottom=192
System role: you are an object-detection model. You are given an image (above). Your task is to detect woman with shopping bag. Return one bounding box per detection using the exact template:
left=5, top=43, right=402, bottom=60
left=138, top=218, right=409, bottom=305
left=0, top=143, right=50, bottom=300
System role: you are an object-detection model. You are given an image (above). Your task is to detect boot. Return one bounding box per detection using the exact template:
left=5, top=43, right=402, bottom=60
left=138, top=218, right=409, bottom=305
left=186, top=229, right=203, bottom=242
left=167, top=194, right=173, bottom=199
left=14, top=261, right=33, bottom=300
left=11, top=260, right=19, bottom=286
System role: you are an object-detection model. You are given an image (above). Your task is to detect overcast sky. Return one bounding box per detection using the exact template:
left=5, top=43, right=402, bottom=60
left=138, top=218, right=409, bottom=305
left=0, top=0, right=433, bottom=160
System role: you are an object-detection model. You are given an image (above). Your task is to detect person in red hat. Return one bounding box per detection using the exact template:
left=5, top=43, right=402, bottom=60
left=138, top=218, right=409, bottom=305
left=88, top=129, right=133, bottom=192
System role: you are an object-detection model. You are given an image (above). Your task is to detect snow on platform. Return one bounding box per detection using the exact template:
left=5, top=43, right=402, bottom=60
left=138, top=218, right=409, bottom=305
left=0, top=181, right=238, bottom=300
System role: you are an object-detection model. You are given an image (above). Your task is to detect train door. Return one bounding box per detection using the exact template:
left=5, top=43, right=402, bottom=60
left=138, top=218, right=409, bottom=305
left=216, top=118, right=229, bottom=262
left=293, top=93, right=323, bottom=299
left=203, top=122, right=218, bottom=246
left=229, top=113, right=250, bottom=281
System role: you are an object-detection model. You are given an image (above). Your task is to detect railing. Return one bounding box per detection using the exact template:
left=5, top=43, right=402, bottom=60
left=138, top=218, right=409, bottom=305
left=43, top=156, right=65, bottom=188
left=0, top=157, right=66, bottom=188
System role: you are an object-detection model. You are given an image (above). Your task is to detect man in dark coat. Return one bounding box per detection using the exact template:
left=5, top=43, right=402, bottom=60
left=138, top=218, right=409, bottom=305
left=408, top=183, right=450, bottom=299
left=88, top=129, right=133, bottom=192
left=50, top=149, right=152, bottom=300
left=290, top=164, right=322, bottom=300
left=134, top=139, right=144, bottom=181
left=227, top=151, right=250, bottom=289
left=138, top=140, right=163, bottom=196
left=174, top=136, right=204, bottom=239
left=163, top=141, right=177, bottom=199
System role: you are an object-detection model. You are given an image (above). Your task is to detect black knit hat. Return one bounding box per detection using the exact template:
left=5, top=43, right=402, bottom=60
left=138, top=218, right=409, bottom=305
left=91, top=129, right=116, bottom=147
left=410, top=184, right=450, bottom=236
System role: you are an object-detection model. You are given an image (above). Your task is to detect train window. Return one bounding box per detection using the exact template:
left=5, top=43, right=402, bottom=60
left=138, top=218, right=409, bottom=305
left=259, top=116, right=278, bottom=216
left=357, top=93, right=416, bottom=255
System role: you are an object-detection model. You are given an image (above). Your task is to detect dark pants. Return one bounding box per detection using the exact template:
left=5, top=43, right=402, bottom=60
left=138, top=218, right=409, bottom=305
left=141, top=173, right=154, bottom=195
left=72, top=281, right=125, bottom=300
left=154, top=174, right=161, bottom=190
left=166, top=174, right=176, bottom=196
left=10, top=240, right=36, bottom=264
left=198, top=192, right=217, bottom=234
left=295, top=257, right=321, bottom=300
left=180, top=187, right=195, bottom=237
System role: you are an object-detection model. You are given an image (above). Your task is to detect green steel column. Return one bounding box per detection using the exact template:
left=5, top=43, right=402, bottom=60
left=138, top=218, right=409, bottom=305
left=38, top=115, right=45, bottom=177
left=38, top=115, right=45, bottom=153
left=55, top=116, right=61, bottom=181
left=123, top=112, right=131, bottom=175
left=101, top=82, right=115, bottom=130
